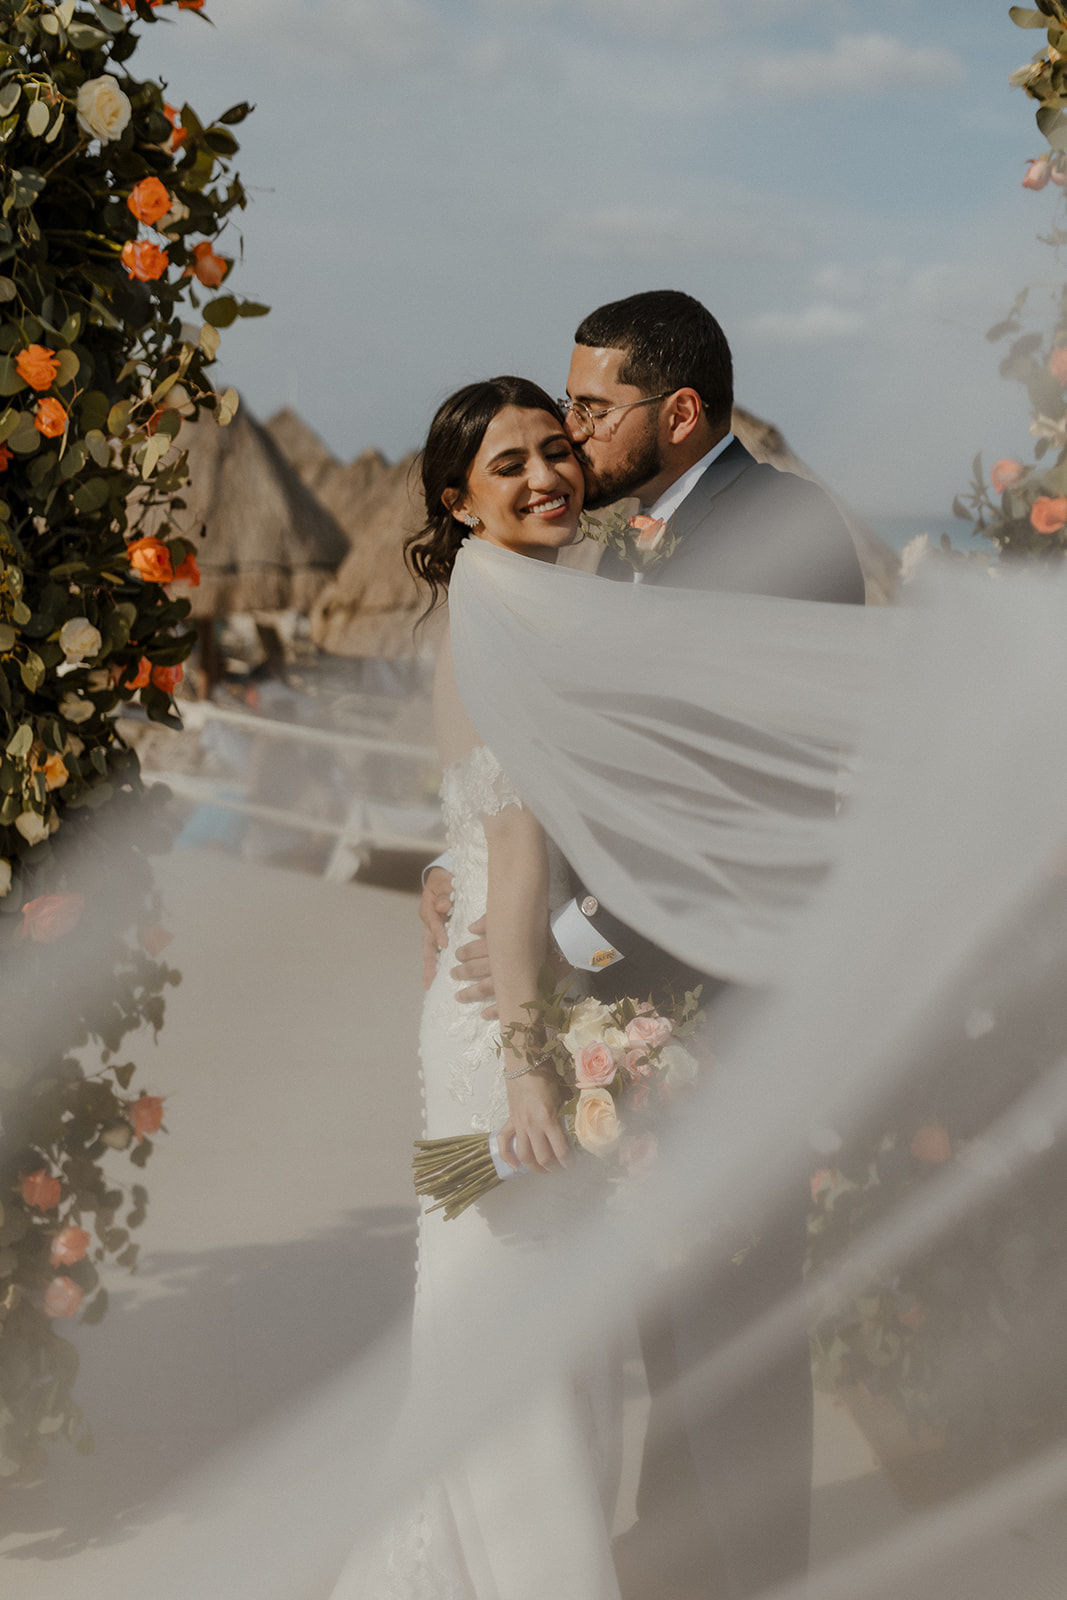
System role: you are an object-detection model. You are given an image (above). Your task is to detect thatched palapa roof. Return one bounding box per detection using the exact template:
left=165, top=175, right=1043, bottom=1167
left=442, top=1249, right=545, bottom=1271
left=144, top=402, right=350, bottom=617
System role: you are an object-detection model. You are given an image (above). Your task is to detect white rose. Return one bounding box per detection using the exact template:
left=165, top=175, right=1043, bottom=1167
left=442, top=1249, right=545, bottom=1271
left=59, top=617, right=102, bottom=664
left=59, top=693, right=95, bottom=725
left=76, top=76, right=132, bottom=144
left=0, top=859, right=11, bottom=897
left=15, top=811, right=50, bottom=846
left=659, top=1043, right=699, bottom=1088
left=602, top=1027, right=628, bottom=1056
left=560, top=996, right=616, bottom=1057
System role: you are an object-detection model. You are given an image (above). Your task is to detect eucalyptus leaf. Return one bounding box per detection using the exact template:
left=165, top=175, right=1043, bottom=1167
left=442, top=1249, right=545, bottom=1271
left=107, top=399, right=132, bottom=436
left=67, top=22, right=108, bottom=47
left=44, top=110, right=64, bottom=146
left=0, top=357, right=26, bottom=397
left=203, top=295, right=237, bottom=329
left=236, top=301, right=270, bottom=319
left=25, top=100, right=49, bottom=140
left=5, top=723, right=31, bottom=759
left=0, top=85, right=19, bottom=119
left=19, top=652, right=43, bottom=692
left=78, top=391, right=109, bottom=432
left=39, top=10, right=59, bottom=32
left=217, top=386, right=239, bottom=426
left=54, top=348, right=79, bottom=387
left=1010, top=5, right=1050, bottom=23
left=199, top=322, right=220, bottom=360
left=70, top=477, right=110, bottom=515
left=0, top=626, right=12, bottom=652
left=0, top=278, right=14, bottom=304
left=85, top=429, right=110, bottom=467
left=8, top=169, right=46, bottom=211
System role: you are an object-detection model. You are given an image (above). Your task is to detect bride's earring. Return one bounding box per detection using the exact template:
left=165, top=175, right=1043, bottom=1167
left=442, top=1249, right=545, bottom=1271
left=463, top=514, right=481, bottom=530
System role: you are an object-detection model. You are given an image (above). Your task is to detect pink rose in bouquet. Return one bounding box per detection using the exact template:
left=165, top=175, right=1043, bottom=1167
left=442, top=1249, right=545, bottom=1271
left=574, top=1040, right=617, bottom=1088
left=625, top=1012, right=674, bottom=1053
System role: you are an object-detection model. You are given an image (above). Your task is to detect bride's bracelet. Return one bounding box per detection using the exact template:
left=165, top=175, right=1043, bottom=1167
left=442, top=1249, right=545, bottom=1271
left=503, top=1054, right=550, bottom=1080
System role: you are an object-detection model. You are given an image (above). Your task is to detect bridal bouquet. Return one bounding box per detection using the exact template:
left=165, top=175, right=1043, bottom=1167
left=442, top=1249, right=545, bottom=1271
left=581, top=508, right=677, bottom=574
left=413, top=973, right=704, bottom=1220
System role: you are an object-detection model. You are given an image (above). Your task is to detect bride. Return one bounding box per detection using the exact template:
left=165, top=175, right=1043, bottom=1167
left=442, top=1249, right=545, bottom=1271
left=328, top=377, right=625, bottom=1600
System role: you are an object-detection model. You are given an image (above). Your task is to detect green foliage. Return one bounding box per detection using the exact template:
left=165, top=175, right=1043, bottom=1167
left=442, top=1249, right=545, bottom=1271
left=0, top=0, right=265, bottom=1483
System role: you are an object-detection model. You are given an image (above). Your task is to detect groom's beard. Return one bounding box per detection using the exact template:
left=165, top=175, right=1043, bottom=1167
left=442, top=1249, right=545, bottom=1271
left=578, top=422, right=665, bottom=510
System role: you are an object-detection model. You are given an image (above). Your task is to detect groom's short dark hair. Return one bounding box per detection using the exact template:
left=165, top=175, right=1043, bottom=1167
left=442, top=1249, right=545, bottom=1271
left=574, top=290, right=733, bottom=430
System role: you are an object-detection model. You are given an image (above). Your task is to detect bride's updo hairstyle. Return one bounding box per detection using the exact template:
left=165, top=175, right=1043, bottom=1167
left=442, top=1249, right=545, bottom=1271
left=406, top=375, right=565, bottom=614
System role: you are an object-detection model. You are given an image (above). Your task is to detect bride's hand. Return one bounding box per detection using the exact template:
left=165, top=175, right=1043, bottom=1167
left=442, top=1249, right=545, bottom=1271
left=500, top=1069, right=569, bottom=1174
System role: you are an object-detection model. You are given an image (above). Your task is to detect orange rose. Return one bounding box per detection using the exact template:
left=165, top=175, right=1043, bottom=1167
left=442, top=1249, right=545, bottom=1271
left=178, top=1, right=205, bottom=8
left=139, top=922, right=173, bottom=956
left=1030, top=496, right=1067, bottom=535
left=171, top=552, right=201, bottom=587
left=810, top=1167, right=835, bottom=1203
left=120, top=240, right=169, bottom=282
left=15, top=344, right=60, bottom=391
left=50, top=1225, right=90, bottom=1266
left=1050, top=348, right=1067, bottom=386
left=150, top=662, right=183, bottom=694
left=990, top=458, right=1024, bottom=494
left=40, top=753, right=69, bottom=791
left=21, top=1169, right=61, bottom=1210
left=128, top=1093, right=164, bottom=1142
left=910, top=1123, right=951, bottom=1163
left=43, top=1276, right=83, bottom=1319
left=35, top=397, right=67, bottom=439
left=186, top=240, right=228, bottom=288
left=127, top=536, right=174, bottom=583
left=126, top=657, right=152, bottom=689
left=127, top=176, right=172, bottom=226
left=163, top=103, right=187, bottom=151
left=20, top=892, right=85, bottom=943
left=0, top=443, right=11, bottom=471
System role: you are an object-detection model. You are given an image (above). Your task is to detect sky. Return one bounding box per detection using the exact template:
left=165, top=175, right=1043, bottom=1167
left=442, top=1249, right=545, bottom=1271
left=131, top=0, right=1064, bottom=519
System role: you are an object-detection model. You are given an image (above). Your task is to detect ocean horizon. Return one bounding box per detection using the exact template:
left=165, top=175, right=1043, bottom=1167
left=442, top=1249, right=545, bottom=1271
left=861, top=512, right=987, bottom=557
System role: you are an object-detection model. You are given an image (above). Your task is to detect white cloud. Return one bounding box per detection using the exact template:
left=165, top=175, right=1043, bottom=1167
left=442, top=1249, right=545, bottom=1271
left=751, top=33, right=964, bottom=98
left=745, top=303, right=867, bottom=344
left=218, top=0, right=442, bottom=72
left=477, top=0, right=816, bottom=42
left=546, top=205, right=780, bottom=261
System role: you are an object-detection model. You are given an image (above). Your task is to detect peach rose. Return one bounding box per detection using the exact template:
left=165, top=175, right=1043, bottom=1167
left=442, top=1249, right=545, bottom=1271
left=1023, top=157, right=1052, bottom=190
left=625, top=1013, right=673, bottom=1052
left=34, top=397, right=66, bottom=438
left=0, top=443, right=11, bottom=471
left=629, top=514, right=667, bottom=552
left=150, top=663, right=183, bottom=694
left=128, top=1094, right=164, bottom=1142
left=76, top=76, right=131, bottom=143
left=990, top=458, right=1024, bottom=493
left=15, top=344, right=59, bottom=391
left=126, top=657, right=152, bottom=689
left=59, top=616, right=102, bottom=664
left=50, top=1225, right=90, bottom=1267
left=910, top=1123, right=951, bottom=1163
left=574, top=1088, right=622, bottom=1155
left=1051, top=348, right=1067, bottom=386
left=170, top=552, right=201, bottom=588
left=41, top=753, right=69, bottom=791
left=20, top=892, right=85, bottom=943
left=127, top=176, right=172, bottom=226
left=121, top=240, right=169, bottom=283
left=43, top=1276, right=83, bottom=1319
left=574, top=1040, right=617, bottom=1089
left=1030, top=496, right=1067, bottom=534
left=21, top=1169, right=61, bottom=1209
left=127, top=536, right=174, bottom=583
left=139, top=923, right=173, bottom=956
left=187, top=241, right=228, bottom=288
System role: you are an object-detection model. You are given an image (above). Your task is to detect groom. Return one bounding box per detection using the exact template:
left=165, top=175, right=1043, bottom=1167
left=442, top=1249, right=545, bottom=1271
left=420, top=290, right=865, bottom=1599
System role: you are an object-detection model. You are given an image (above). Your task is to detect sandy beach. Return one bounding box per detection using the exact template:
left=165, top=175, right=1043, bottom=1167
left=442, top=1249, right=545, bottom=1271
left=1, top=846, right=1066, bottom=1599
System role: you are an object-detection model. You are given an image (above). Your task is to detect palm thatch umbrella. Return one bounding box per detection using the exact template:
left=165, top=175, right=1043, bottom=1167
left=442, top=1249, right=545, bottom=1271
left=141, top=401, right=350, bottom=618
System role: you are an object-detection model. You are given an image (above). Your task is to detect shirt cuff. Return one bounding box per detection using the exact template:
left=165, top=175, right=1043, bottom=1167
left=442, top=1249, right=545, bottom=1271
left=550, top=898, right=625, bottom=972
left=422, top=850, right=454, bottom=888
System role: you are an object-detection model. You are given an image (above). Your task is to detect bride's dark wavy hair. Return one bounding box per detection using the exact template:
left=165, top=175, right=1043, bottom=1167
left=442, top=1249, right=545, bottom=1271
left=406, top=376, right=566, bottom=616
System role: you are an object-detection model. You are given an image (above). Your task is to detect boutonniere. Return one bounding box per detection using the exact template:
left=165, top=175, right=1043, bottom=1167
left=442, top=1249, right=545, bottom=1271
left=581, top=508, right=677, bottom=574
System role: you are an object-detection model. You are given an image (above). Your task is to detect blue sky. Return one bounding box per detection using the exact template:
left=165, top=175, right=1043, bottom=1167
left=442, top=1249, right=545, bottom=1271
left=133, top=1, right=1062, bottom=517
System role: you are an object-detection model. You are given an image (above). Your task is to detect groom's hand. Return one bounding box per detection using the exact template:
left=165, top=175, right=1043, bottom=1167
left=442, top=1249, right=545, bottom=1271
left=419, top=866, right=453, bottom=990
left=452, top=915, right=498, bottom=1019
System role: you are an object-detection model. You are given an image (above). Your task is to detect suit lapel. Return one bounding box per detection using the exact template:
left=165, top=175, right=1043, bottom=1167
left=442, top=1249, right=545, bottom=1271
left=646, top=438, right=755, bottom=586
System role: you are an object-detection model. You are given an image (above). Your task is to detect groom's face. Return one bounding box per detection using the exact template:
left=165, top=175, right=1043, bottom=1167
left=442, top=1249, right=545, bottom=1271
left=564, top=344, right=665, bottom=510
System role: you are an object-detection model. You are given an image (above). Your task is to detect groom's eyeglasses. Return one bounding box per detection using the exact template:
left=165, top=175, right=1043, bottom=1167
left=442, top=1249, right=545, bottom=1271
left=557, top=392, right=671, bottom=442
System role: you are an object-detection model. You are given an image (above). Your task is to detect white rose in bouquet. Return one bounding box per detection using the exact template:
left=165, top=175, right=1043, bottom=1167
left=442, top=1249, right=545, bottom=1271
left=659, top=1042, right=699, bottom=1087
left=560, top=996, right=615, bottom=1056
left=15, top=811, right=50, bottom=846
left=76, top=76, right=132, bottom=143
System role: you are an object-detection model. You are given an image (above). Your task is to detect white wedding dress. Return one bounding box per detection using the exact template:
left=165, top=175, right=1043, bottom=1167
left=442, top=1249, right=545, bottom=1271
left=328, top=642, right=624, bottom=1599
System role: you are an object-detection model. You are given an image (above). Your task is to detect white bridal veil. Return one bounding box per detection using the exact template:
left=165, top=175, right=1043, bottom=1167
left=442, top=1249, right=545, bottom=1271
left=22, top=539, right=1067, bottom=1600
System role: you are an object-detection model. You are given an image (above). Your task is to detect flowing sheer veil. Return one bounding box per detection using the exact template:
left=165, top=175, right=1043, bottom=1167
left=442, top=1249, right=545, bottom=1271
left=19, top=544, right=1067, bottom=1599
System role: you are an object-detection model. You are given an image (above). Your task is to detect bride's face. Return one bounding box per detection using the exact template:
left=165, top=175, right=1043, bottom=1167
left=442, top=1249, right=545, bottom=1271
left=447, top=406, right=584, bottom=560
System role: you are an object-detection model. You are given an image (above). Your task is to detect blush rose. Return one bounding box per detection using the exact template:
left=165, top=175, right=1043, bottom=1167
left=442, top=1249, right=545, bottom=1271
left=574, top=1041, right=617, bottom=1089
left=574, top=1088, right=622, bottom=1154
left=43, top=1276, right=84, bottom=1319
left=990, top=459, right=1024, bottom=494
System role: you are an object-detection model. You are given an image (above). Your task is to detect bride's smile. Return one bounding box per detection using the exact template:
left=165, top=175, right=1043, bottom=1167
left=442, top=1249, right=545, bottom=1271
left=444, top=404, right=585, bottom=560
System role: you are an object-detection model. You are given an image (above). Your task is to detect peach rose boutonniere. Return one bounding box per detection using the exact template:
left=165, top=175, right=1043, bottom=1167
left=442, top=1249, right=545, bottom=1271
left=580, top=505, right=678, bottom=573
